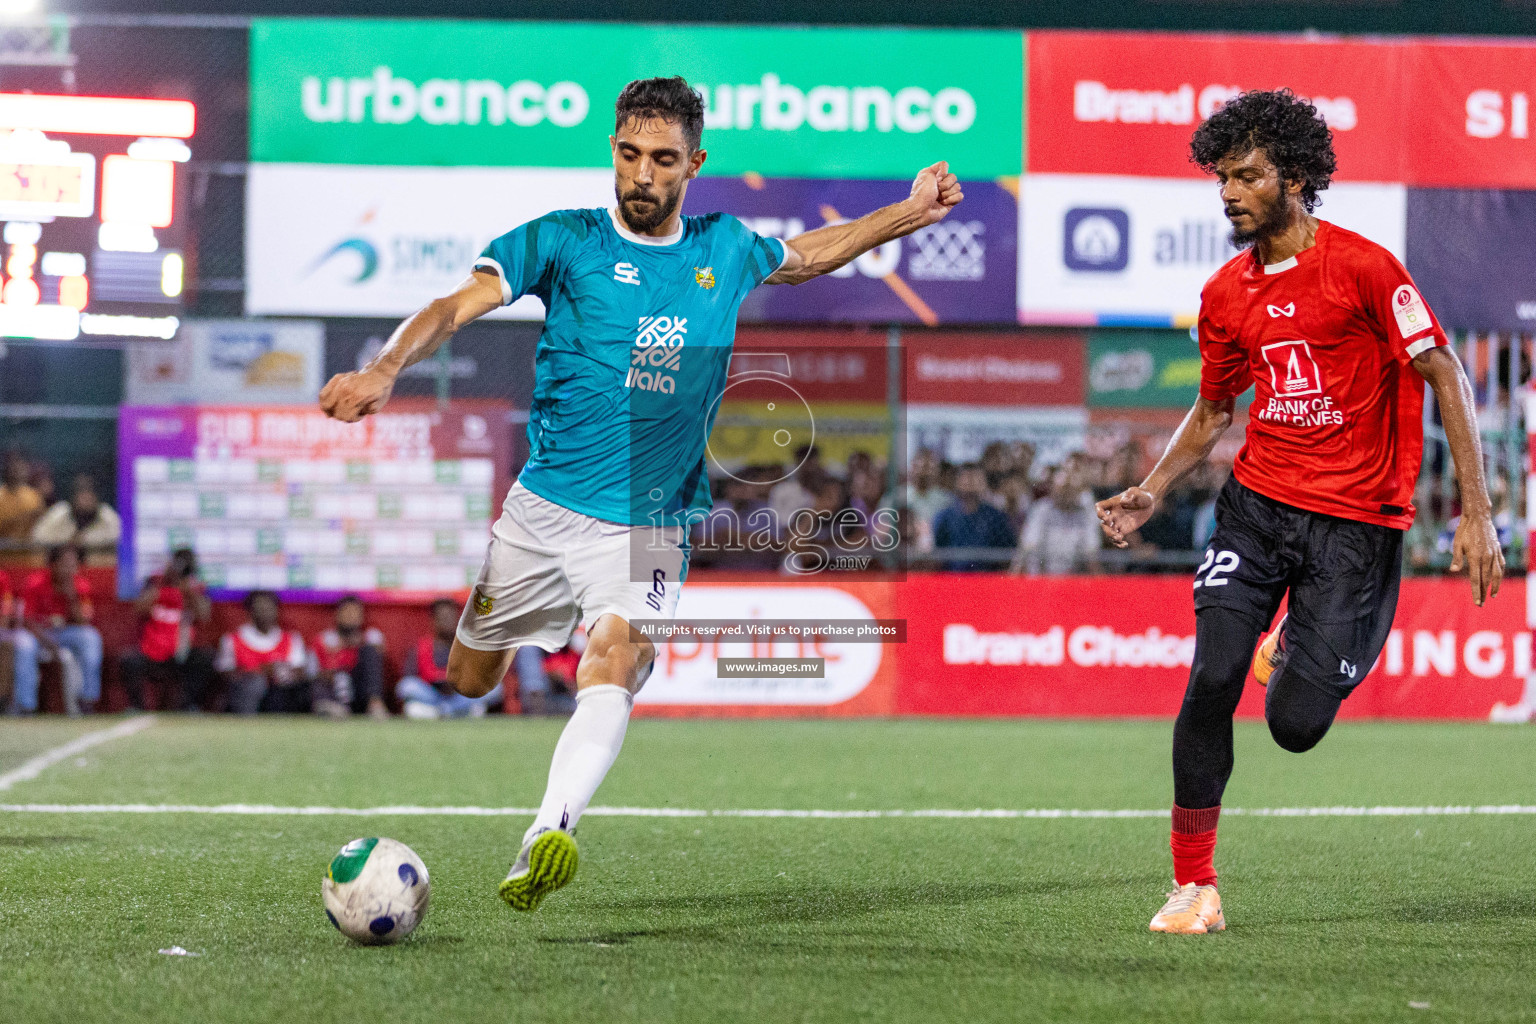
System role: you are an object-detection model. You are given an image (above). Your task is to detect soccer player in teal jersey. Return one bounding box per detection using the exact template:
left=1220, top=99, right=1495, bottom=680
left=321, top=77, right=962, bottom=911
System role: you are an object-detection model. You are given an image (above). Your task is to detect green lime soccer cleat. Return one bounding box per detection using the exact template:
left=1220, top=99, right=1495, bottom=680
left=499, top=829, right=579, bottom=912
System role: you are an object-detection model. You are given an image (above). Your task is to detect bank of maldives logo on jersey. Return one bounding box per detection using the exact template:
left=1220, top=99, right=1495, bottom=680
left=626, top=315, right=687, bottom=394
left=1260, top=339, right=1323, bottom=398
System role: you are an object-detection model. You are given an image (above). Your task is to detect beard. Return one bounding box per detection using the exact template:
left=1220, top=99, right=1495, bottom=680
left=1226, top=191, right=1292, bottom=249
left=616, top=179, right=683, bottom=234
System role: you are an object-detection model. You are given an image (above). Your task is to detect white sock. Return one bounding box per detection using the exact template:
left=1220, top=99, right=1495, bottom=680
left=525, top=684, right=633, bottom=844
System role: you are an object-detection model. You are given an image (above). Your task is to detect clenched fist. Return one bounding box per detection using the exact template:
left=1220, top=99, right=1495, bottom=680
left=907, top=160, right=964, bottom=228
left=320, top=368, right=396, bottom=423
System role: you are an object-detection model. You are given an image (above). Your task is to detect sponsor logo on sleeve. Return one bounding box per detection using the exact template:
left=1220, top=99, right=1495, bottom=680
left=1392, top=284, right=1434, bottom=339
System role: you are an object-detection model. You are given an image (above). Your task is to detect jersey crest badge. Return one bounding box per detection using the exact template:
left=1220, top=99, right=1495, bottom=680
left=694, top=266, right=715, bottom=290
left=472, top=589, right=494, bottom=616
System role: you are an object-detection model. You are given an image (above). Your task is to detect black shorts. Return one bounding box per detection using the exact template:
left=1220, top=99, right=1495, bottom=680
left=1193, top=477, right=1403, bottom=699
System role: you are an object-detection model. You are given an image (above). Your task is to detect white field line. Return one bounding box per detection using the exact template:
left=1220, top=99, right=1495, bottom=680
left=0, top=716, right=157, bottom=792
left=1, top=801, right=1535, bottom=819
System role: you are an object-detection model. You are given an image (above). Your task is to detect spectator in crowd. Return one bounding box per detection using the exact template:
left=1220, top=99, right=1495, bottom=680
left=120, top=548, right=215, bottom=712
left=310, top=596, right=390, bottom=720
left=1404, top=478, right=1442, bottom=572
left=1013, top=465, right=1101, bottom=575
left=2, top=571, right=39, bottom=714
left=20, top=545, right=101, bottom=714
left=769, top=445, right=827, bottom=525
left=995, top=472, right=1034, bottom=534
left=0, top=453, right=44, bottom=561
left=514, top=636, right=581, bottom=716
left=32, top=474, right=122, bottom=558
left=397, top=598, right=503, bottom=718
left=932, top=464, right=1015, bottom=571
left=880, top=448, right=951, bottom=554
left=216, top=590, right=310, bottom=715
left=980, top=441, right=1012, bottom=494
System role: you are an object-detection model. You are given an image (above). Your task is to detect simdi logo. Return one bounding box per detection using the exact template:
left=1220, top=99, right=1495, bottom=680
left=301, top=68, right=590, bottom=127
left=1072, top=80, right=1358, bottom=130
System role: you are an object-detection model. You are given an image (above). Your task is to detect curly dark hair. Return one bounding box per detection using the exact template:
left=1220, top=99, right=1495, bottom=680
left=615, top=76, right=704, bottom=151
left=1190, top=89, right=1336, bottom=212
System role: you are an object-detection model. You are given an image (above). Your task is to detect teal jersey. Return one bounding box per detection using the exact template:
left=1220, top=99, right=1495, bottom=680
left=475, top=207, right=785, bottom=526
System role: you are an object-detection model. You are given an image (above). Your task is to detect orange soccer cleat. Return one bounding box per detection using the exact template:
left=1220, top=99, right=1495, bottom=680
left=1251, top=614, right=1288, bottom=687
left=1149, top=882, right=1226, bottom=934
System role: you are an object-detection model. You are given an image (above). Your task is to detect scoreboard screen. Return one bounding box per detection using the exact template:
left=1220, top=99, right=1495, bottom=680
left=0, top=93, right=195, bottom=342
left=117, top=402, right=515, bottom=602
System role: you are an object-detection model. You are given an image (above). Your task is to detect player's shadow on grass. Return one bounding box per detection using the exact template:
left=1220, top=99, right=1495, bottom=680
left=1394, top=892, right=1536, bottom=924
left=0, top=834, right=93, bottom=846
left=543, top=878, right=1074, bottom=947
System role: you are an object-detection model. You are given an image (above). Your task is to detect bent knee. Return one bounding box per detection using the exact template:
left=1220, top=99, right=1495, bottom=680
left=444, top=664, right=497, bottom=699
left=1266, top=714, right=1329, bottom=753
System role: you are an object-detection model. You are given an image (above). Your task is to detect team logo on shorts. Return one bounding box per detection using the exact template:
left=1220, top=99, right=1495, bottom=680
left=472, top=589, right=494, bottom=616
left=694, top=266, right=715, bottom=289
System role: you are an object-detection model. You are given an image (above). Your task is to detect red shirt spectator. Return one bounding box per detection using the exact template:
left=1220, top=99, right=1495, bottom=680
left=218, top=624, right=307, bottom=674
left=21, top=567, right=92, bottom=627
left=313, top=625, right=386, bottom=673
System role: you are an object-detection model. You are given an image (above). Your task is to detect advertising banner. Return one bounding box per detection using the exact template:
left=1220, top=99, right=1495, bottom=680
left=1405, top=189, right=1536, bottom=331
left=250, top=19, right=1023, bottom=179
left=1087, top=328, right=1205, bottom=409
left=1018, top=174, right=1406, bottom=326
left=895, top=575, right=1527, bottom=719
left=125, top=319, right=326, bottom=406
left=904, top=331, right=1084, bottom=406
left=1400, top=41, right=1536, bottom=188
left=323, top=318, right=541, bottom=404
left=116, top=401, right=513, bottom=602
left=907, top=406, right=1089, bottom=467
left=688, top=177, right=1018, bottom=325
left=635, top=580, right=900, bottom=716
left=245, top=163, right=613, bottom=318
left=1026, top=31, right=1405, bottom=182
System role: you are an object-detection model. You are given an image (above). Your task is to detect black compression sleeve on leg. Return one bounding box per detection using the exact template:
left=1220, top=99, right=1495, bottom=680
left=1173, top=606, right=1266, bottom=809
left=1264, top=668, right=1345, bottom=753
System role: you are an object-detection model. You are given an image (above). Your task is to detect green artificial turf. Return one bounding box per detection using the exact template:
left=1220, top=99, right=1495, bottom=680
left=1, top=717, right=1533, bottom=1023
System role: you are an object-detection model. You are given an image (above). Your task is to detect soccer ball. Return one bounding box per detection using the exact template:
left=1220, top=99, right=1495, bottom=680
left=322, top=837, right=430, bottom=945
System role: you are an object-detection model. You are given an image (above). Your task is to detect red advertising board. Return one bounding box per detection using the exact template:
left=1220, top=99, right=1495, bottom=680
left=1027, top=31, right=1406, bottom=181
left=904, top=331, right=1087, bottom=406
left=1400, top=41, right=1536, bottom=188
left=732, top=327, right=889, bottom=402
left=895, top=574, right=1526, bottom=719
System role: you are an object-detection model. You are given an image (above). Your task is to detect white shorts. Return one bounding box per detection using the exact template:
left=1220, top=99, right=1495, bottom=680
left=455, top=482, right=688, bottom=653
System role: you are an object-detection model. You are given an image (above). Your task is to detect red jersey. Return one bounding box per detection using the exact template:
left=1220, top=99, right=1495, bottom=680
left=1198, top=221, right=1447, bottom=529
left=217, top=624, right=306, bottom=674
left=412, top=635, right=451, bottom=685
left=21, top=570, right=93, bottom=625
left=139, top=576, right=204, bottom=661
left=313, top=626, right=384, bottom=673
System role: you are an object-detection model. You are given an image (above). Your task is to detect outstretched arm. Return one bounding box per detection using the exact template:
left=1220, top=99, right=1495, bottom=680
left=766, top=161, right=963, bottom=286
left=1414, top=345, right=1503, bottom=606
left=319, top=270, right=504, bottom=422
left=1096, top=396, right=1234, bottom=548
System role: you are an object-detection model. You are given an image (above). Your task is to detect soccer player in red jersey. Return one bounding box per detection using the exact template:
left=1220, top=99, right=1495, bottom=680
left=1096, top=90, right=1505, bottom=935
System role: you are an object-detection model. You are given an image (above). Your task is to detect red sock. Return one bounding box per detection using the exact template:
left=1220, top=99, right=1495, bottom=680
left=1170, top=804, right=1221, bottom=888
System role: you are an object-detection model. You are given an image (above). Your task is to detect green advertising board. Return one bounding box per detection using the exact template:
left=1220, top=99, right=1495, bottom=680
left=250, top=19, right=1023, bottom=178
left=1087, top=329, right=1208, bottom=409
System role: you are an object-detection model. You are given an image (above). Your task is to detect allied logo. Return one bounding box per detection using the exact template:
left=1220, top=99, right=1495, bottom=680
left=613, top=261, right=640, bottom=286
left=1260, top=339, right=1323, bottom=398
left=1267, top=302, right=1295, bottom=318
left=625, top=315, right=687, bottom=394
left=1339, top=658, right=1358, bottom=679
left=694, top=266, right=715, bottom=289
left=471, top=589, right=494, bottom=616
left=1063, top=207, right=1129, bottom=273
